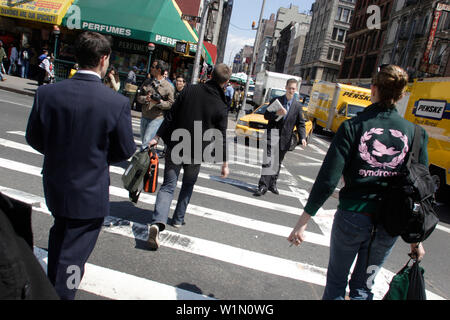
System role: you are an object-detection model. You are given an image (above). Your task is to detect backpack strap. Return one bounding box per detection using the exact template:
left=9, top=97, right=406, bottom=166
left=366, top=125, right=422, bottom=271
left=408, top=125, right=422, bottom=165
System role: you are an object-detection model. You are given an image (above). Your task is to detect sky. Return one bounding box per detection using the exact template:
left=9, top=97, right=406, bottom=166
left=224, top=0, right=316, bottom=66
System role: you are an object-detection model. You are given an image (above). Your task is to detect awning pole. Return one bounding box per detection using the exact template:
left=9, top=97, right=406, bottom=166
left=191, top=0, right=210, bottom=84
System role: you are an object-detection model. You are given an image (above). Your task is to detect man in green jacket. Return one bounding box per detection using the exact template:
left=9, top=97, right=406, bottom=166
left=288, top=65, right=427, bottom=300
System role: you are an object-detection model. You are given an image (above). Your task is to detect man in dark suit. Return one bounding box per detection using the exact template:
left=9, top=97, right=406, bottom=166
left=25, top=32, right=136, bottom=299
left=146, top=64, right=231, bottom=250
left=254, top=78, right=307, bottom=196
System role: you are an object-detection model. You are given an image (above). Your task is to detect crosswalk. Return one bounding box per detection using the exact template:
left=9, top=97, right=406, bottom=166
left=0, top=108, right=446, bottom=300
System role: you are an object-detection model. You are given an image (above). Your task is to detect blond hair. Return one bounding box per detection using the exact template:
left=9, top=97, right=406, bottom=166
left=372, top=65, right=408, bottom=106
left=212, top=63, right=232, bottom=85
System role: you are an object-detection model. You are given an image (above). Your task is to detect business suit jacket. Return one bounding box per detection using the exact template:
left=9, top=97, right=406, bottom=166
left=26, top=73, right=136, bottom=219
left=264, top=96, right=307, bottom=151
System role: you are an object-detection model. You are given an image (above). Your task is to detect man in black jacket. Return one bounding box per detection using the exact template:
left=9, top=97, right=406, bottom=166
left=146, top=64, right=231, bottom=250
left=254, top=78, right=307, bottom=196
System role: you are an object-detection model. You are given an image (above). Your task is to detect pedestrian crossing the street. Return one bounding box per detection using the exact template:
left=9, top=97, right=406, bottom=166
left=0, top=114, right=446, bottom=301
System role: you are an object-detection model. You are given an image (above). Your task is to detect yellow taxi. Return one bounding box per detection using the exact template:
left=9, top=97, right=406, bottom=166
left=235, top=102, right=313, bottom=151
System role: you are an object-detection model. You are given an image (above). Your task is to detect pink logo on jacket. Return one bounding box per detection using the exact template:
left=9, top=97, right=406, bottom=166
left=358, top=128, right=409, bottom=177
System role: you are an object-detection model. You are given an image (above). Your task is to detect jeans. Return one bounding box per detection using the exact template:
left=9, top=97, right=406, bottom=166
left=151, top=153, right=201, bottom=231
left=8, top=61, right=16, bottom=75
left=140, top=117, right=163, bottom=150
left=20, top=61, right=29, bottom=78
left=322, top=209, right=398, bottom=300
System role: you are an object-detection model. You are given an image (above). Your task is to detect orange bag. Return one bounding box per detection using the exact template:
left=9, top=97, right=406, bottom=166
left=143, top=147, right=159, bottom=193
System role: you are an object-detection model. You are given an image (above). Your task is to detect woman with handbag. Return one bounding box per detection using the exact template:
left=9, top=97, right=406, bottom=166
left=288, top=65, right=427, bottom=300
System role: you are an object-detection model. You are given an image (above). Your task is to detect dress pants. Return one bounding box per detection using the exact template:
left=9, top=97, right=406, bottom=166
left=47, top=216, right=103, bottom=300
left=258, top=142, right=288, bottom=189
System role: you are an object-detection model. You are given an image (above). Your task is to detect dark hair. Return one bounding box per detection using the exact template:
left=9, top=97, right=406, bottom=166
left=105, top=65, right=119, bottom=83
left=286, top=78, right=298, bottom=87
left=176, top=74, right=185, bottom=82
left=372, top=65, right=408, bottom=106
left=75, top=31, right=111, bottom=69
left=153, top=60, right=168, bottom=76
left=211, top=63, right=232, bottom=84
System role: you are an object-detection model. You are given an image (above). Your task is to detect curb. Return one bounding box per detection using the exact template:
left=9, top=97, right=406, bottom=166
left=0, top=84, right=36, bottom=97
left=1, top=84, right=143, bottom=119
left=1, top=85, right=237, bottom=127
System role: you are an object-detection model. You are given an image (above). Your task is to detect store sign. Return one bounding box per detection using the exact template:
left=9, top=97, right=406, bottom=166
left=81, top=22, right=132, bottom=37
left=115, top=39, right=147, bottom=54
left=154, top=34, right=197, bottom=52
left=0, top=0, right=68, bottom=24
left=423, top=10, right=442, bottom=63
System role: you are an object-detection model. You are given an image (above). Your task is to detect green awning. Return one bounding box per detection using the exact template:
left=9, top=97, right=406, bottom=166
left=62, top=0, right=200, bottom=49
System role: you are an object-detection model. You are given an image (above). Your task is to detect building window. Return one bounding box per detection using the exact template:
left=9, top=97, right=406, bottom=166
left=327, top=47, right=333, bottom=60
left=338, top=29, right=346, bottom=42
left=336, top=7, right=343, bottom=21
left=333, top=48, right=342, bottom=62
left=342, top=9, right=350, bottom=23
left=332, top=28, right=346, bottom=42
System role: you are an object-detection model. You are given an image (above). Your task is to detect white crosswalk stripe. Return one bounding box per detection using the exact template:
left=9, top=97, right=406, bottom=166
left=0, top=127, right=446, bottom=300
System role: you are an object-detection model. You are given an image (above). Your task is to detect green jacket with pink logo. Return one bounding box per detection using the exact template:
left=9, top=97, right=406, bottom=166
left=304, top=103, right=429, bottom=216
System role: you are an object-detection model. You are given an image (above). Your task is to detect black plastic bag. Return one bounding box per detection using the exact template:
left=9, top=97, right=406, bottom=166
left=383, top=259, right=426, bottom=300
left=407, top=260, right=426, bottom=300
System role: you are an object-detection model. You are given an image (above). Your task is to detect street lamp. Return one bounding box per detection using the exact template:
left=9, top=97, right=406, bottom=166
left=146, top=42, right=155, bottom=74
left=52, top=25, right=60, bottom=58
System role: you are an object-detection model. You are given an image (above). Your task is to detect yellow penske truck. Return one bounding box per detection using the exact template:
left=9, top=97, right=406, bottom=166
left=403, top=77, right=450, bottom=199
left=307, top=81, right=372, bottom=133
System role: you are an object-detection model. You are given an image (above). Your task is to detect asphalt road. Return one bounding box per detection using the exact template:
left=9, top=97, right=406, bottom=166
left=1, top=89, right=449, bottom=301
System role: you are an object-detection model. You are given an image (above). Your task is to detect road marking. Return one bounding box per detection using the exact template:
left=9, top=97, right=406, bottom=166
left=0, top=98, right=32, bottom=108
left=1, top=187, right=445, bottom=300
left=6, top=130, right=26, bottom=136
left=0, top=137, right=302, bottom=197
left=0, top=138, right=41, bottom=155
left=311, top=136, right=331, bottom=148
left=298, top=175, right=316, bottom=184
left=306, top=144, right=327, bottom=155
left=293, top=162, right=322, bottom=167
left=294, top=153, right=323, bottom=163
left=0, top=162, right=328, bottom=247
left=33, top=247, right=214, bottom=300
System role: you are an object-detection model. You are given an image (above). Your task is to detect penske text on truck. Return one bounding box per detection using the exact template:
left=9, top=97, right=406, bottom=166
left=307, top=81, right=372, bottom=133
left=403, top=77, right=450, bottom=198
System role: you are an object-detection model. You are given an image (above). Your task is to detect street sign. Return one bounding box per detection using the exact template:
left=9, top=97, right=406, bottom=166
left=181, top=14, right=201, bottom=23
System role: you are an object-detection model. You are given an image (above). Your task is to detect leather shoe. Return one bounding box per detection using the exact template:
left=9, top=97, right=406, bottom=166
left=268, top=185, right=279, bottom=195
left=253, top=186, right=267, bottom=196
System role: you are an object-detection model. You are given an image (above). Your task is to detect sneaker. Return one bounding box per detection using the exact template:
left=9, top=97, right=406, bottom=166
left=172, top=221, right=186, bottom=228
left=147, top=224, right=160, bottom=250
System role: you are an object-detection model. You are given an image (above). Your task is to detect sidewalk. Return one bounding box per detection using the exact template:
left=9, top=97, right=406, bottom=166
left=0, top=75, right=237, bottom=128
left=0, top=75, right=38, bottom=97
